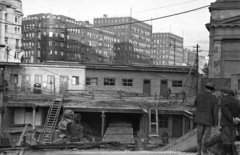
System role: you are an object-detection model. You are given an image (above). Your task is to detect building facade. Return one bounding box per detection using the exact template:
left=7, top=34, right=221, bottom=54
left=4, top=62, right=197, bottom=97
left=207, top=0, right=240, bottom=79
left=113, top=42, right=151, bottom=65
left=22, top=13, right=119, bottom=63
left=3, top=62, right=196, bottom=139
left=94, top=16, right=152, bottom=63
left=152, top=33, right=184, bottom=66
left=0, top=0, right=23, bottom=63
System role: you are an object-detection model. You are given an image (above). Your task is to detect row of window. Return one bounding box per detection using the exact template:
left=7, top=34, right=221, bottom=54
left=10, top=74, right=80, bottom=85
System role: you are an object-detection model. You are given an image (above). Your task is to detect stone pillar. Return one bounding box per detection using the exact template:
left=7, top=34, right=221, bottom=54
left=101, top=111, right=105, bottom=138
left=32, top=105, right=36, bottom=130
left=182, top=116, right=186, bottom=135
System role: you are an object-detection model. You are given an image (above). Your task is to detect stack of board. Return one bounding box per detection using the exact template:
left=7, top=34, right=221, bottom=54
left=103, top=121, right=134, bottom=144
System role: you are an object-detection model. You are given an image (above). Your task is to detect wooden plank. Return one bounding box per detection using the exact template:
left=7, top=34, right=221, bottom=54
left=160, top=128, right=197, bottom=151
left=16, top=124, right=29, bottom=146
left=3, top=125, right=14, bottom=148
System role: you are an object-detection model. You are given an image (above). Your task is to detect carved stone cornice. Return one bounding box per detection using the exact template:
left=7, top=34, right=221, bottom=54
left=210, top=1, right=240, bottom=11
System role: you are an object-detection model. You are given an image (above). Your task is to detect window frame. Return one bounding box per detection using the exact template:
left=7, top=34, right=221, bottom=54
left=159, top=115, right=168, bottom=128
left=72, top=76, right=79, bottom=85
left=104, top=78, right=115, bottom=86
left=47, top=75, right=55, bottom=84
left=35, top=75, right=42, bottom=84
left=86, top=77, right=98, bottom=86
left=10, top=74, right=18, bottom=84
left=122, top=79, right=133, bottom=87
left=172, top=80, right=183, bottom=87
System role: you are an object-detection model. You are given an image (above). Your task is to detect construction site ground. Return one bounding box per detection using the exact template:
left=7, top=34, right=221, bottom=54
left=2, top=150, right=196, bottom=155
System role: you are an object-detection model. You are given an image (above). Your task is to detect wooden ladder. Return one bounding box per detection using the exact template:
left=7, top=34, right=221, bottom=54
left=39, top=95, right=63, bottom=144
left=148, top=104, right=159, bottom=137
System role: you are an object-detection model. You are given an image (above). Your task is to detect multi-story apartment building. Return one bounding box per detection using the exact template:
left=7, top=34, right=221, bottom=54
left=22, top=13, right=119, bottom=63
left=113, top=42, right=151, bottom=65
left=0, top=0, right=23, bottom=63
left=152, top=33, right=183, bottom=66
left=183, top=48, right=190, bottom=65
left=94, top=16, right=152, bottom=62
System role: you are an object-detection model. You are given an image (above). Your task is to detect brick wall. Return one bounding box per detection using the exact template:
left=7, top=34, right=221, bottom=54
left=86, top=69, right=197, bottom=96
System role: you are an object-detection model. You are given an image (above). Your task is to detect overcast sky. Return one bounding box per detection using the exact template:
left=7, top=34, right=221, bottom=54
left=21, top=0, right=216, bottom=56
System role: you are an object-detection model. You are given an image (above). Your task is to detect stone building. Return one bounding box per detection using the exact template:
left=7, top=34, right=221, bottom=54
left=207, top=0, right=240, bottom=78
left=206, top=0, right=240, bottom=90
left=0, top=0, right=23, bottom=63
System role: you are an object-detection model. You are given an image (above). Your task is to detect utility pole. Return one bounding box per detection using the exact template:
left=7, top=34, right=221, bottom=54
left=0, top=44, right=5, bottom=143
left=174, top=38, right=176, bottom=65
left=196, top=44, right=199, bottom=95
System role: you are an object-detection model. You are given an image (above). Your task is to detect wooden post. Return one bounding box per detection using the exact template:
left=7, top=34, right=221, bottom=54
left=14, top=83, right=17, bottom=98
left=101, top=111, right=105, bottom=138
left=190, top=117, right=194, bottom=130
left=159, top=93, right=161, bottom=103
left=0, top=67, right=5, bottom=145
left=32, top=105, right=36, bottom=130
left=148, top=108, right=151, bottom=134
left=119, top=90, right=122, bottom=100
left=182, top=116, right=186, bottom=135
left=155, top=104, right=159, bottom=135
left=91, top=90, right=94, bottom=100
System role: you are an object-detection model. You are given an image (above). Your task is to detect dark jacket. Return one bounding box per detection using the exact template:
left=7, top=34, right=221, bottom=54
left=194, top=91, right=218, bottom=126
left=220, top=95, right=240, bottom=127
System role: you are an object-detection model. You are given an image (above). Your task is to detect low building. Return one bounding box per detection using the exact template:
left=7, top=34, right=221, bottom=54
left=2, top=62, right=197, bottom=141
left=4, top=62, right=197, bottom=96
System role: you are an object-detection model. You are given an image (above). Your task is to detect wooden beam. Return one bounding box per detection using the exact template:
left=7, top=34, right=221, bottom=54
left=16, top=124, right=28, bottom=146
left=101, top=111, right=105, bottom=138
left=148, top=108, right=151, bottom=134
left=32, top=105, right=36, bottom=130
left=4, top=125, right=14, bottom=148
left=182, top=116, right=186, bottom=135
left=190, top=117, right=194, bottom=130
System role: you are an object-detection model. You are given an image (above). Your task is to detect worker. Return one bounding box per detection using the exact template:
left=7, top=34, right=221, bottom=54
left=194, top=82, right=218, bottom=155
left=220, top=86, right=240, bottom=155
left=182, top=90, right=187, bottom=103
left=166, top=88, right=171, bottom=99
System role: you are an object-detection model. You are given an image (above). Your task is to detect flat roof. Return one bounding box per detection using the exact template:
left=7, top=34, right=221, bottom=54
left=63, top=100, right=195, bottom=114
left=15, top=62, right=195, bottom=73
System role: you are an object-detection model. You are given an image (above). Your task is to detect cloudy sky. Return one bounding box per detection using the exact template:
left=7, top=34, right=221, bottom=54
left=21, top=0, right=216, bottom=56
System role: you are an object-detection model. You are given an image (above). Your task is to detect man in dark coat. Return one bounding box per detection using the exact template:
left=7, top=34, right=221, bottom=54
left=194, top=82, right=218, bottom=155
left=220, top=87, right=240, bottom=155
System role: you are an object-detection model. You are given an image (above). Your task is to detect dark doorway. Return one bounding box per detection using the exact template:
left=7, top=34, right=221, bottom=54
left=21, top=74, right=31, bottom=92
left=172, top=115, right=183, bottom=137
left=143, top=79, right=151, bottom=96
left=59, top=76, right=68, bottom=93
left=160, top=80, right=168, bottom=96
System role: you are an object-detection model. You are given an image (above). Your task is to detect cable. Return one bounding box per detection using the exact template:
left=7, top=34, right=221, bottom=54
left=1, top=5, right=209, bottom=30
left=120, top=0, right=199, bottom=15
left=0, top=6, right=209, bottom=98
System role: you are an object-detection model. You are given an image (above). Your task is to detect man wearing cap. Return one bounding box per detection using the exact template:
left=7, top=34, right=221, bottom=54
left=220, top=86, right=240, bottom=155
left=194, top=82, right=218, bottom=155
